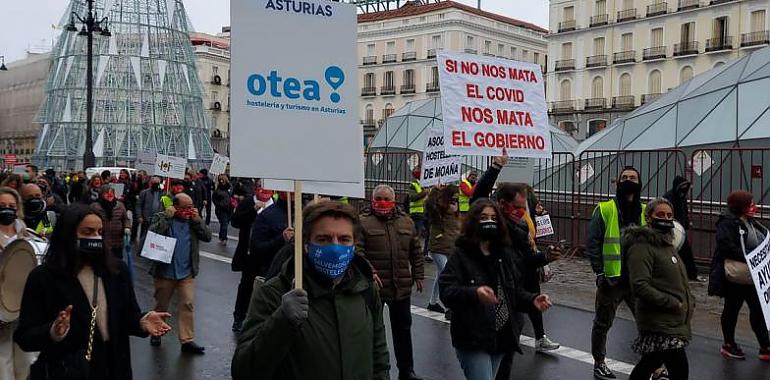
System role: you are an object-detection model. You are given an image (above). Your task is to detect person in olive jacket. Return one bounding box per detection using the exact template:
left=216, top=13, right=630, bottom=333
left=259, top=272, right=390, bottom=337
left=232, top=201, right=390, bottom=380
left=624, top=198, right=694, bottom=380
left=440, top=199, right=552, bottom=380
left=425, top=184, right=461, bottom=314
left=357, top=184, right=424, bottom=380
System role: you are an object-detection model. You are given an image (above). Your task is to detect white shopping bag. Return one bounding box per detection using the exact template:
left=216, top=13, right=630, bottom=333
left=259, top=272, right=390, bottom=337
left=140, top=231, right=177, bottom=264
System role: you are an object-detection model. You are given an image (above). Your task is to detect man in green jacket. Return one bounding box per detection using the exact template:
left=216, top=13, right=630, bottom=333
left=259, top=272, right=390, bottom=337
left=232, top=201, right=390, bottom=380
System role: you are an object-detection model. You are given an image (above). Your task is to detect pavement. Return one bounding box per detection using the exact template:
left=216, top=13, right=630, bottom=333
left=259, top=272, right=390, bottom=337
left=126, top=220, right=770, bottom=380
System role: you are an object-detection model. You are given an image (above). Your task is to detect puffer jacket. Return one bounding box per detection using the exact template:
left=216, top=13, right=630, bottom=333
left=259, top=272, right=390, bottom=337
left=357, top=207, right=424, bottom=301
left=91, top=200, right=129, bottom=252
left=623, top=225, right=694, bottom=340
left=428, top=209, right=461, bottom=256
left=708, top=212, right=768, bottom=297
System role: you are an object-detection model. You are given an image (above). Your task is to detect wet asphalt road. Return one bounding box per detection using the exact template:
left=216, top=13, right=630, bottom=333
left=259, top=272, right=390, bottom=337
left=126, top=222, right=770, bottom=380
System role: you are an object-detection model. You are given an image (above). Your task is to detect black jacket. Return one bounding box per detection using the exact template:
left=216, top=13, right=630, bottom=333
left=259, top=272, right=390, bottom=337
left=439, top=238, right=536, bottom=354
left=231, top=196, right=258, bottom=272
left=663, top=176, right=690, bottom=230
left=249, top=200, right=289, bottom=276
left=213, top=186, right=233, bottom=215
left=708, top=212, right=767, bottom=297
left=14, top=263, right=148, bottom=380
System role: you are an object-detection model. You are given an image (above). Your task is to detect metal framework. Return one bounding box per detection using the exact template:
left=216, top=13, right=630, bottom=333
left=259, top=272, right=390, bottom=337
left=34, top=0, right=214, bottom=170
left=345, top=0, right=443, bottom=13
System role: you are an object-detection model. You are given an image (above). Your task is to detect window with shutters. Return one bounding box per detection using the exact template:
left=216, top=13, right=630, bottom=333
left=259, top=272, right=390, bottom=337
left=403, top=70, right=414, bottom=87
left=592, top=76, right=604, bottom=98
left=431, top=66, right=439, bottom=83
left=466, top=35, right=475, bottom=49
left=522, top=49, right=529, bottom=61
left=384, top=71, right=394, bottom=88
left=680, top=66, right=693, bottom=83
left=623, top=0, right=633, bottom=11
left=510, top=47, right=517, bottom=58
left=498, top=44, right=505, bottom=56
left=365, top=73, right=375, bottom=88
left=619, top=73, right=632, bottom=96
left=367, top=44, right=375, bottom=56
left=560, top=79, right=572, bottom=100
left=651, top=28, right=664, bottom=47
left=564, top=6, right=575, bottom=21
left=713, top=17, right=728, bottom=42
left=751, top=10, right=766, bottom=32
left=406, top=39, right=415, bottom=51
left=681, top=22, right=695, bottom=43
left=485, top=40, right=492, bottom=54
left=622, top=33, right=634, bottom=51
left=561, top=43, right=572, bottom=59
left=431, top=35, right=442, bottom=48
left=648, top=70, right=662, bottom=93
left=595, top=0, right=606, bottom=14
left=386, top=41, right=395, bottom=54
left=533, top=52, right=540, bottom=64
left=365, top=104, right=374, bottom=122
left=594, top=37, right=605, bottom=54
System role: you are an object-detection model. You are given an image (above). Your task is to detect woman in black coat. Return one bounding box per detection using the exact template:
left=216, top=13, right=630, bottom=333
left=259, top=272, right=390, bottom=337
left=213, top=174, right=234, bottom=245
left=708, top=190, right=770, bottom=361
left=14, top=204, right=171, bottom=380
left=439, top=199, right=553, bottom=380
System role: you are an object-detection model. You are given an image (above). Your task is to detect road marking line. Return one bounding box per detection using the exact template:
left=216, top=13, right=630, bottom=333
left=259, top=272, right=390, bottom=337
left=198, top=250, right=635, bottom=375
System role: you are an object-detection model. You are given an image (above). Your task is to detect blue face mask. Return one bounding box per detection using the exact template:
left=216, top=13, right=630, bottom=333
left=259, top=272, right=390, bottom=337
left=306, top=243, right=355, bottom=279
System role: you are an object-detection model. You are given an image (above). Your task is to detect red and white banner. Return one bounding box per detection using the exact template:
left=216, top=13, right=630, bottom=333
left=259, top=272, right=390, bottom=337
left=437, top=50, right=551, bottom=158
left=3, top=154, right=17, bottom=167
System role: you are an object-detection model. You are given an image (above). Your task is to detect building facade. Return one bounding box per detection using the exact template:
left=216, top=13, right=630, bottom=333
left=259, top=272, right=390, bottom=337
left=357, top=1, right=548, bottom=145
left=547, top=0, right=769, bottom=141
left=190, top=29, right=231, bottom=155
left=0, top=52, right=51, bottom=166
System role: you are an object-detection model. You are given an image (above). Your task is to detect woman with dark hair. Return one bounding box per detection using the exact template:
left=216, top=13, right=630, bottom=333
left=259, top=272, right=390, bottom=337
left=91, top=186, right=130, bottom=259
left=83, top=174, right=103, bottom=204
left=708, top=190, right=770, bottom=361
left=213, top=174, right=234, bottom=245
left=14, top=204, right=172, bottom=380
left=425, top=184, right=460, bottom=314
left=439, top=200, right=552, bottom=380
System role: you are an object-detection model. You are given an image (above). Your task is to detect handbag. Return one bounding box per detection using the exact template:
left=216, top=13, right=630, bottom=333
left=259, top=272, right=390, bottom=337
left=29, top=276, right=100, bottom=380
left=724, top=259, right=753, bottom=285
left=229, top=196, right=238, bottom=210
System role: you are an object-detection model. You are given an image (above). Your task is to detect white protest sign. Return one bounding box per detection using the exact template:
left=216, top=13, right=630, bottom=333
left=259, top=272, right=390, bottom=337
left=230, top=0, right=361, bottom=184
left=498, top=157, right=535, bottom=184
left=154, top=154, right=187, bottom=179
left=109, top=183, right=125, bottom=197
left=692, top=151, right=713, bottom=176
left=420, top=126, right=462, bottom=187
left=12, top=165, right=26, bottom=175
left=135, top=151, right=156, bottom=173
left=535, top=215, right=555, bottom=238
left=437, top=50, right=551, bottom=158
left=140, top=231, right=177, bottom=264
left=262, top=146, right=366, bottom=198
left=745, top=228, right=770, bottom=330
left=209, top=153, right=229, bottom=177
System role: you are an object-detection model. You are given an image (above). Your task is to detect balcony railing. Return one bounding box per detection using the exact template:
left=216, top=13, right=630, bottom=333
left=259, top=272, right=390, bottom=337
left=554, top=59, right=576, bottom=71
left=427, top=49, right=437, bottom=59
left=380, top=85, right=396, bottom=95
left=590, top=14, right=609, bottom=27
left=741, top=31, right=770, bottom=47
left=617, top=9, right=638, bottom=22
left=673, top=41, right=699, bottom=56
left=677, top=0, right=699, bottom=11
left=612, top=95, right=636, bottom=109
left=382, top=54, right=397, bottom=63
left=706, top=36, right=733, bottom=52
left=363, top=56, right=377, bottom=65
left=361, top=119, right=376, bottom=128
left=550, top=100, right=575, bottom=112
left=646, top=2, right=668, bottom=17
left=426, top=82, right=440, bottom=92
left=361, top=87, right=377, bottom=96
left=558, top=20, right=576, bottom=32
left=402, top=51, right=417, bottom=61
left=643, top=46, right=667, bottom=60
left=613, top=50, right=636, bottom=64
left=642, top=93, right=663, bottom=104
left=464, top=48, right=477, bottom=54
left=400, top=84, right=416, bottom=94
left=584, top=98, right=607, bottom=109
left=586, top=55, right=608, bottom=68
left=710, top=0, right=732, bottom=4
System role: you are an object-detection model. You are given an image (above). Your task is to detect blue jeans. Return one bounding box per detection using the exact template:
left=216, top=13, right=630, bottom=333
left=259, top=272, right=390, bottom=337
left=429, top=252, right=448, bottom=305
left=216, top=210, right=230, bottom=241
left=455, top=349, right=505, bottom=380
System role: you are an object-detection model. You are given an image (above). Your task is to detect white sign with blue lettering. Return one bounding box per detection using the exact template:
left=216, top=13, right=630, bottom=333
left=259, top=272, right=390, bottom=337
left=230, top=0, right=361, bottom=183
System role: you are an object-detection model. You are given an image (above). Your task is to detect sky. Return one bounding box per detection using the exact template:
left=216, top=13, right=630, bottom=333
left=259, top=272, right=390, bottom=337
left=0, top=0, right=549, bottom=63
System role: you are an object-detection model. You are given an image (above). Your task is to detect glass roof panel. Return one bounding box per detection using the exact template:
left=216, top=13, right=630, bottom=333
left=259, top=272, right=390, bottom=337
left=676, top=87, right=731, bottom=144
left=625, top=107, right=677, bottom=150
left=679, top=89, right=737, bottom=146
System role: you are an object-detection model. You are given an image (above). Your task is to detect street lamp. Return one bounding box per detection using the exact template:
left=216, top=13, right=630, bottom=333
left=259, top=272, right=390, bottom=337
left=0, top=56, right=7, bottom=71
left=65, top=0, right=111, bottom=170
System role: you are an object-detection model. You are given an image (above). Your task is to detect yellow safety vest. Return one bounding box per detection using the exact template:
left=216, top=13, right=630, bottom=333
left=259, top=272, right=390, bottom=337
left=35, top=219, right=53, bottom=237
left=597, top=200, right=647, bottom=278
left=338, top=197, right=349, bottom=205
left=409, top=181, right=425, bottom=215
left=459, top=178, right=472, bottom=212
left=161, top=194, right=173, bottom=210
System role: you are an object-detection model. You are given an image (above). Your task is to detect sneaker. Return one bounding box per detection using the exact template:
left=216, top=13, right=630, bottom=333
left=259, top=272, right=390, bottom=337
left=181, top=341, right=206, bottom=355
left=720, top=343, right=746, bottom=360
left=150, top=335, right=161, bottom=347
left=535, top=335, right=560, bottom=352
left=593, top=362, right=616, bottom=380
left=759, top=347, right=770, bottom=361
left=426, top=303, right=445, bottom=314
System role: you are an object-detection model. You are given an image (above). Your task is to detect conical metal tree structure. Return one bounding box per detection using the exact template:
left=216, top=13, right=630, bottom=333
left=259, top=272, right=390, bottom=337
left=34, top=0, right=214, bottom=169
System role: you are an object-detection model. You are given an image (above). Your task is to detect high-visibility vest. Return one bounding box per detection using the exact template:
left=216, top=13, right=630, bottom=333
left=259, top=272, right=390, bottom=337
left=338, top=197, right=349, bottom=205
left=597, top=200, right=647, bottom=278
left=409, top=181, right=425, bottom=215
left=34, top=219, right=53, bottom=237
left=161, top=194, right=173, bottom=210
left=459, top=178, right=472, bottom=212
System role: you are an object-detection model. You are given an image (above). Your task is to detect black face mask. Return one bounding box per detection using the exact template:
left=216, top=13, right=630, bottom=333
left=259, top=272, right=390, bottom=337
left=23, top=198, right=46, bottom=217
left=650, top=218, right=675, bottom=233
left=151, top=183, right=161, bottom=190
left=0, top=207, right=17, bottom=226
left=78, top=238, right=104, bottom=262
left=617, top=180, right=641, bottom=197
left=478, top=220, right=499, bottom=241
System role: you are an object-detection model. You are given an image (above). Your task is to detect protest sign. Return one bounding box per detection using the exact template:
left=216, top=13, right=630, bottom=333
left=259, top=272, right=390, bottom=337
left=535, top=215, right=555, bottom=238
left=209, top=153, right=229, bottom=177
left=12, top=165, right=26, bottom=175
left=154, top=154, right=186, bottom=179
left=230, top=0, right=361, bottom=184
left=140, top=231, right=177, bottom=264
left=420, top=125, right=462, bottom=187
left=135, top=151, right=156, bottom=173
left=744, top=228, right=770, bottom=330
left=498, top=157, right=535, bottom=184
left=437, top=50, right=551, bottom=158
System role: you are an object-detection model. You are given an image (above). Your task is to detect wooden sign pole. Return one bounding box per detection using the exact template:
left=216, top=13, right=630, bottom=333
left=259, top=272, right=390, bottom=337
left=286, top=192, right=292, bottom=228
left=293, top=181, right=303, bottom=289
